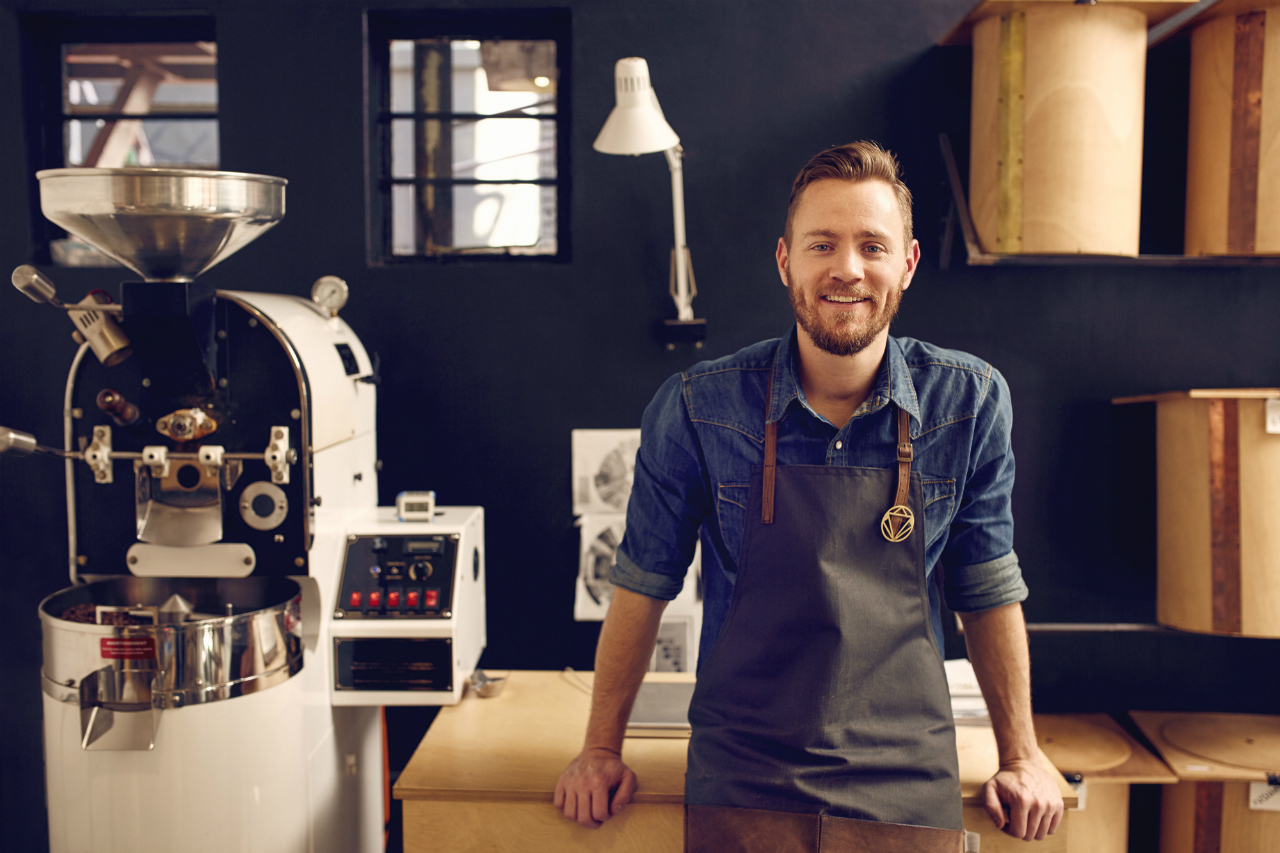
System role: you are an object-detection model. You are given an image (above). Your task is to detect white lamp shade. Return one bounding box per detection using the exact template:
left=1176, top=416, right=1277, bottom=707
left=593, top=57, right=680, bottom=155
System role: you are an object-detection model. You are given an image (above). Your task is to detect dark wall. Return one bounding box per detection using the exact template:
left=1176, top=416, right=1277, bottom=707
left=2, top=1, right=1277, bottom=850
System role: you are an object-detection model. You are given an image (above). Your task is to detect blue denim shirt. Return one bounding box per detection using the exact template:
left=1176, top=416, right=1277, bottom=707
left=611, top=329, right=1028, bottom=665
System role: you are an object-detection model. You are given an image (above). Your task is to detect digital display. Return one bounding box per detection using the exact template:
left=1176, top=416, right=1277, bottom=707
left=404, top=502, right=432, bottom=513
left=407, top=540, right=443, bottom=553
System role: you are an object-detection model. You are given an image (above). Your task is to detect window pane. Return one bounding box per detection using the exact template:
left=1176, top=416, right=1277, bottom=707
left=391, top=118, right=555, bottom=181
left=64, top=42, right=218, bottom=114
left=389, top=182, right=556, bottom=256
left=389, top=38, right=556, bottom=116
left=65, top=118, right=218, bottom=167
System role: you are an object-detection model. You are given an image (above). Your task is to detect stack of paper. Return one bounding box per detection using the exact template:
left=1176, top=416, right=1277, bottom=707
left=944, top=658, right=991, bottom=727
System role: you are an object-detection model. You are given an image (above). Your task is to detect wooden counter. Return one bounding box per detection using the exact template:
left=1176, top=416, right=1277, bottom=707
left=395, top=670, right=1075, bottom=852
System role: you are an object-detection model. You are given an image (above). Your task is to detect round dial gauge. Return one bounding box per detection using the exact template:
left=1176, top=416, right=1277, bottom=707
left=311, top=275, right=349, bottom=316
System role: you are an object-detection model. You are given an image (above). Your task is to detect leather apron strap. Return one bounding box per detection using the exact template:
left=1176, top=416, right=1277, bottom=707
left=763, top=407, right=915, bottom=545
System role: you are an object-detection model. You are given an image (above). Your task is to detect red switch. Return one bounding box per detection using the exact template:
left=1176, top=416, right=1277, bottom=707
left=388, top=590, right=401, bottom=608
left=425, top=589, right=439, bottom=608
left=349, top=591, right=362, bottom=609
left=369, top=590, right=382, bottom=608
left=407, top=590, right=420, bottom=608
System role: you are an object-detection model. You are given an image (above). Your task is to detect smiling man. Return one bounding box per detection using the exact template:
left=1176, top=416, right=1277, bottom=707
left=555, top=141, right=1063, bottom=850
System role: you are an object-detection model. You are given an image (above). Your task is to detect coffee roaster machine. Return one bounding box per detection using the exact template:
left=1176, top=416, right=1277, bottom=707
left=1, top=168, right=486, bottom=852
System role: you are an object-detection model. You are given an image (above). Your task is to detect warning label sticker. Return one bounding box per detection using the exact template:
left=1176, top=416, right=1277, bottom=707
left=100, top=637, right=157, bottom=660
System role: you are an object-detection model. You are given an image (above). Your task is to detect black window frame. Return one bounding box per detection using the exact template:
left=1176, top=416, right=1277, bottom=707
left=365, top=8, right=572, bottom=265
left=19, top=14, right=218, bottom=265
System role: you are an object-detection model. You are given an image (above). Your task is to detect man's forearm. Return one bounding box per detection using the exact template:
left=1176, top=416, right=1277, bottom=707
left=583, top=586, right=669, bottom=753
left=958, top=602, right=1038, bottom=764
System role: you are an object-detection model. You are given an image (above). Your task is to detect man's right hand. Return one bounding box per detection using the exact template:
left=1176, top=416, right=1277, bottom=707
left=554, top=746, right=638, bottom=828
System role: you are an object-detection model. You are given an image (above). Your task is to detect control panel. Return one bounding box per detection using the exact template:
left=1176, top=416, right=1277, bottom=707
left=328, top=506, right=485, bottom=706
left=335, top=533, right=459, bottom=619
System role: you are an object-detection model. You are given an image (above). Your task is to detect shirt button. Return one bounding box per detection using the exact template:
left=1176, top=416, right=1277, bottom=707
left=835, top=441, right=843, bottom=450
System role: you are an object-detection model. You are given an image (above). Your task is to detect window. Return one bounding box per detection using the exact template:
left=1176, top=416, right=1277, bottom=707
left=367, top=10, right=571, bottom=262
left=21, top=16, right=217, bottom=266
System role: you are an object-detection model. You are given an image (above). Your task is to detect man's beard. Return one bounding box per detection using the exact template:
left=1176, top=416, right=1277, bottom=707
left=786, top=266, right=906, bottom=357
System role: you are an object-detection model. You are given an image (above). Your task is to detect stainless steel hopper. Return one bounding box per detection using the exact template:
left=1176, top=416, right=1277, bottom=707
left=37, top=168, right=286, bottom=282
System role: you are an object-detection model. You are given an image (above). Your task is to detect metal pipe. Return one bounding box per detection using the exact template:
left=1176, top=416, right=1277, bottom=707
left=65, top=342, right=91, bottom=585
left=665, top=145, right=694, bottom=321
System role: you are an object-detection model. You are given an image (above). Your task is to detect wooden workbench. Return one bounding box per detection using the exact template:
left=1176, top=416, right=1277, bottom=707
left=394, top=670, right=1075, bottom=852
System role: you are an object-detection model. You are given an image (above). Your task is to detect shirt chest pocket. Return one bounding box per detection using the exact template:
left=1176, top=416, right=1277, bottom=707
left=921, top=475, right=956, bottom=548
left=716, top=475, right=957, bottom=560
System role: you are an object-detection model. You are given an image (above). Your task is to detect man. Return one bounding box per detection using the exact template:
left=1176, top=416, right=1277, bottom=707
left=556, top=141, right=1063, bottom=849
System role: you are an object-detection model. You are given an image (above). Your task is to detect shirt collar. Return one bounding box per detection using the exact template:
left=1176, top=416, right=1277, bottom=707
left=767, top=328, right=921, bottom=433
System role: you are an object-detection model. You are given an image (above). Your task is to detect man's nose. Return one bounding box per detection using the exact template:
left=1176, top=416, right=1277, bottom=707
left=829, top=248, right=864, bottom=282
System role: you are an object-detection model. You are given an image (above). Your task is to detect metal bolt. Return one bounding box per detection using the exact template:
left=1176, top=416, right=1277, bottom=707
left=248, top=318, right=258, bottom=327
left=76, top=555, right=88, bottom=566
left=274, top=534, right=284, bottom=543
left=218, top=378, right=228, bottom=388
left=142, top=378, right=151, bottom=387
left=128, top=556, right=138, bottom=565
left=294, top=557, right=305, bottom=567
left=71, top=407, right=83, bottom=419
left=334, top=610, right=345, bottom=619
left=217, top=329, right=227, bottom=339
left=243, top=556, right=253, bottom=566
left=290, top=409, right=301, bottom=420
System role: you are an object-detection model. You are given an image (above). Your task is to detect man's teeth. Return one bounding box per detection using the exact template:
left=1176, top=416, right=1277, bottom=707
left=825, top=295, right=866, bottom=303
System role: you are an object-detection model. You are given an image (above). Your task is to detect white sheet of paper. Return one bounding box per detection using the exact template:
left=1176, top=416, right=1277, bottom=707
left=572, top=429, right=641, bottom=516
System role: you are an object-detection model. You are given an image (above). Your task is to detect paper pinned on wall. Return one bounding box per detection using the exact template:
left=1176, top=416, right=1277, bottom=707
left=575, top=513, right=626, bottom=621
left=572, top=429, right=641, bottom=516
left=574, top=515, right=702, bottom=626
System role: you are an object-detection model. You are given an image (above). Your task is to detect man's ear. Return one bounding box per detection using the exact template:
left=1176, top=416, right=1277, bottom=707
left=776, top=237, right=790, bottom=287
left=901, top=239, right=921, bottom=291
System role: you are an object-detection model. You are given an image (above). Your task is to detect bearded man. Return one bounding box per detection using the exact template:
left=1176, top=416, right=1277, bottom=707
left=555, top=141, right=1063, bottom=851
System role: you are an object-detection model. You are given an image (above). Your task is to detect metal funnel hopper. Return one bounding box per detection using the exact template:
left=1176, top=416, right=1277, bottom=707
left=37, top=168, right=286, bottom=282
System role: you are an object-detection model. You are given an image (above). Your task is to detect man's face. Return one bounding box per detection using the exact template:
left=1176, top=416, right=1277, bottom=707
left=777, top=178, right=919, bottom=357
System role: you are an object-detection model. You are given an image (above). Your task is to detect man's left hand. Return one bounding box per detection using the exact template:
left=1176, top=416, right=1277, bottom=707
left=980, top=758, right=1064, bottom=841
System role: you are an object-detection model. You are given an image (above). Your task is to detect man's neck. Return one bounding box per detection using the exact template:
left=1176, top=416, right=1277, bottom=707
left=794, top=327, right=888, bottom=429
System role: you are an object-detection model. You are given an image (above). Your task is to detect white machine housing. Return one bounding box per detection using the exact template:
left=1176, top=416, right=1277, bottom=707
left=43, top=289, right=485, bottom=853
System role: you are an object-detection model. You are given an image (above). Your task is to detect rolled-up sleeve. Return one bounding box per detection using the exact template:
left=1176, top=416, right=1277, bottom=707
left=610, top=373, right=710, bottom=601
left=941, top=367, right=1029, bottom=613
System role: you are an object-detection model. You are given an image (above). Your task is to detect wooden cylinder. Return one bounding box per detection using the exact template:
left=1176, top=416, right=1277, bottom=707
left=970, top=4, right=1147, bottom=255
left=1160, top=781, right=1280, bottom=852
left=1154, top=392, right=1280, bottom=638
left=1185, top=2, right=1280, bottom=255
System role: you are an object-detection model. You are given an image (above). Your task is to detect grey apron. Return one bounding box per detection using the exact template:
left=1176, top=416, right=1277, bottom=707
left=684, top=394, right=964, bottom=852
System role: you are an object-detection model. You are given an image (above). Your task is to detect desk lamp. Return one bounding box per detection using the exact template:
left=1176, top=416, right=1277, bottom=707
left=594, top=57, right=705, bottom=347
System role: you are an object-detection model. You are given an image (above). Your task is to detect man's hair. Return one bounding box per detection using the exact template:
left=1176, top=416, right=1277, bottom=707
left=783, top=140, right=914, bottom=248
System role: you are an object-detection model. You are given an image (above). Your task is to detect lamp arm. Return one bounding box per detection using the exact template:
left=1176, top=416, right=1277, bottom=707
left=664, top=145, right=694, bottom=321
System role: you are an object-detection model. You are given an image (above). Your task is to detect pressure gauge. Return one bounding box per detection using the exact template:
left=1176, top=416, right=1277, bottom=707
left=310, top=275, right=349, bottom=317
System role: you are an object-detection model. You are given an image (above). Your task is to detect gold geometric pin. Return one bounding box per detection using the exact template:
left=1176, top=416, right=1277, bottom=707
left=880, top=505, right=914, bottom=543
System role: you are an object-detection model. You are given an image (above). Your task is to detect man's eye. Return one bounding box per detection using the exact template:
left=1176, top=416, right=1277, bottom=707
left=864, top=245, right=885, bottom=254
